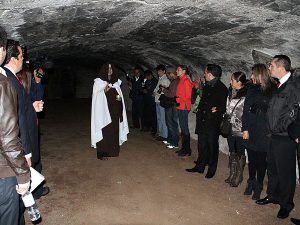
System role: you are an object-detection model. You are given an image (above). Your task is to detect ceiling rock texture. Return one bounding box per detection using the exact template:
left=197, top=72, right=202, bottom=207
left=0, top=0, right=299, bottom=76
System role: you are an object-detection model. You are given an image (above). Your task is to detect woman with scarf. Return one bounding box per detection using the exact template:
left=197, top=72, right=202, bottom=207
left=91, top=63, right=129, bottom=160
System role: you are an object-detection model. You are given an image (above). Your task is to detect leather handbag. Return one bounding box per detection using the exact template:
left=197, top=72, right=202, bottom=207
left=220, top=98, right=242, bottom=137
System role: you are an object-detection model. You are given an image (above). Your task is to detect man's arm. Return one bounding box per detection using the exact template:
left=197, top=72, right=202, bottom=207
left=0, top=79, right=30, bottom=185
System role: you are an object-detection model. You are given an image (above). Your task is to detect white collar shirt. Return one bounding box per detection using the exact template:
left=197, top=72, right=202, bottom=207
left=278, top=72, right=291, bottom=87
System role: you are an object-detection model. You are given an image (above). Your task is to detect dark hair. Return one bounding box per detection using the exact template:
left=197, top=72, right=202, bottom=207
left=273, top=55, right=291, bottom=71
left=156, top=64, right=166, bottom=72
left=178, top=65, right=189, bottom=74
left=206, top=64, right=222, bottom=78
left=252, top=63, right=275, bottom=95
left=5, top=39, right=21, bottom=64
left=232, top=71, right=247, bottom=85
left=17, top=66, right=32, bottom=95
left=0, top=26, right=7, bottom=48
left=98, top=63, right=118, bottom=84
left=144, top=70, right=153, bottom=77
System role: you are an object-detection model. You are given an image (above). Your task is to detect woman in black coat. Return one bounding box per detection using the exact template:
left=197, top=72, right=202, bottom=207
left=242, top=64, right=276, bottom=200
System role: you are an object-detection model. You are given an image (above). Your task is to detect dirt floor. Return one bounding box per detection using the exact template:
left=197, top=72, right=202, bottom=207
left=31, top=99, right=299, bottom=225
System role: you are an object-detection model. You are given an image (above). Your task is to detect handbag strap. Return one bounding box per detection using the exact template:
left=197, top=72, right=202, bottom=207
left=229, top=98, right=243, bottom=117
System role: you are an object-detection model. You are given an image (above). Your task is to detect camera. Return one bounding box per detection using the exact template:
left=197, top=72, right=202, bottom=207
left=157, top=85, right=164, bottom=94
left=35, top=68, right=45, bottom=79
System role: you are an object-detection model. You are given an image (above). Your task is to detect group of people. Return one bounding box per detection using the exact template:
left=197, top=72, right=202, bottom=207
left=95, top=57, right=300, bottom=222
left=127, top=64, right=195, bottom=156
left=0, top=26, right=48, bottom=225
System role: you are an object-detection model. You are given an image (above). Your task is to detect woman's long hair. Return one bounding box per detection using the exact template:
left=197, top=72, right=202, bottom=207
left=17, top=67, right=32, bottom=95
left=232, top=71, right=247, bottom=86
left=251, top=63, right=275, bottom=95
left=98, top=63, right=118, bottom=84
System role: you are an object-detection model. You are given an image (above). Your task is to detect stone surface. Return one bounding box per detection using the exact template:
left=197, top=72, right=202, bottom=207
left=0, top=0, right=299, bottom=75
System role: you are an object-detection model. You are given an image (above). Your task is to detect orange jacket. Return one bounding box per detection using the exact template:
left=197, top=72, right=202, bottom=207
left=176, top=74, right=193, bottom=110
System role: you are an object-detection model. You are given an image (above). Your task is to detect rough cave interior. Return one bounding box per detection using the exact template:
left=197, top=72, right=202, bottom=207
left=1, top=0, right=299, bottom=140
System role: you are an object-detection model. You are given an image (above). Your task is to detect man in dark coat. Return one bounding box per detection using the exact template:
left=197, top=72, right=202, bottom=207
left=129, top=66, right=144, bottom=129
left=142, top=70, right=158, bottom=133
left=256, top=55, right=300, bottom=220
left=186, top=64, right=228, bottom=178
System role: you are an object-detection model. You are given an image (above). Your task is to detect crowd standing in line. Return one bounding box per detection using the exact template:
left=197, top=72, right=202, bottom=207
left=122, top=56, right=300, bottom=222
left=1, top=25, right=299, bottom=224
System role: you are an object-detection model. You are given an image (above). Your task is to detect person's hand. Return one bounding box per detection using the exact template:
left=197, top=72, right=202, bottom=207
left=33, top=100, right=44, bottom=112
left=105, top=84, right=111, bottom=92
left=34, top=76, right=41, bottom=83
left=296, top=138, right=299, bottom=143
left=34, top=69, right=42, bottom=83
left=211, top=107, right=217, bottom=113
left=243, top=131, right=249, bottom=140
left=26, top=157, right=32, bottom=167
left=16, top=182, right=30, bottom=195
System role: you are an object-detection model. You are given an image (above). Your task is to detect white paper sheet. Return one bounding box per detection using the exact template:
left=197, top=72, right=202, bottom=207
left=29, top=167, right=45, bottom=192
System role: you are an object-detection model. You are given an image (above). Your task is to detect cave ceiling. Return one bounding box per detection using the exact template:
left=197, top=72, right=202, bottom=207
left=0, top=0, right=299, bottom=75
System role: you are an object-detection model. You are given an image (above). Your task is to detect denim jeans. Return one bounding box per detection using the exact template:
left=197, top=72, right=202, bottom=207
left=177, top=110, right=190, bottom=136
left=165, top=106, right=179, bottom=146
left=0, top=176, right=19, bottom=225
left=156, top=103, right=168, bottom=138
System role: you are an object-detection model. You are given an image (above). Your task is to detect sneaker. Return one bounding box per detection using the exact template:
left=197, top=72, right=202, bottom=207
left=163, top=140, right=170, bottom=145
left=167, top=145, right=179, bottom=149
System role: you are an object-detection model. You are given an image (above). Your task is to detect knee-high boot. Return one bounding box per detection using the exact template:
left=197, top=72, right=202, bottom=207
left=230, top=155, right=246, bottom=187
left=225, top=153, right=237, bottom=183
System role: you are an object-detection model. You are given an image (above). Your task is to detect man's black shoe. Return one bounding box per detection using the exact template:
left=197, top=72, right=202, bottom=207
left=205, top=172, right=215, bottom=179
left=41, top=186, right=50, bottom=197
left=291, top=218, right=300, bottom=225
left=186, top=167, right=204, bottom=173
left=255, top=196, right=279, bottom=205
left=277, top=207, right=291, bottom=219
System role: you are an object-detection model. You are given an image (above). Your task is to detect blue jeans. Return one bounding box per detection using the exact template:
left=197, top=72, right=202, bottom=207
left=0, top=176, right=19, bottom=225
left=177, top=110, right=190, bottom=136
left=156, top=103, right=168, bottom=138
left=165, top=106, right=179, bottom=146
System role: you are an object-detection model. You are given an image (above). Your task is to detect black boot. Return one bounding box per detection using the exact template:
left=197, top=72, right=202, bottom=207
left=230, top=155, right=246, bottom=187
left=178, top=135, right=191, bottom=157
left=252, top=182, right=263, bottom=200
left=244, top=179, right=256, bottom=195
left=225, top=153, right=237, bottom=183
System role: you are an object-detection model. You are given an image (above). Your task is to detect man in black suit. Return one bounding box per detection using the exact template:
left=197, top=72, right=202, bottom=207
left=256, top=55, right=299, bottom=219
left=186, top=64, right=228, bottom=178
left=129, top=66, right=144, bottom=129
left=4, top=40, right=32, bottom=164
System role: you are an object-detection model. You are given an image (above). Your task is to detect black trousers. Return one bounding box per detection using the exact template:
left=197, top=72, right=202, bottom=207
left=246, top=149, right=267, bottom=186
left=227, top=135, right=246, bottom=156
left=132, top=98, right=144, bottom=128
left=267, top=135, right=296, bottom=210
left=196, top=131, right=219, bottom=174
left=0, top=176, right=19, bottom=225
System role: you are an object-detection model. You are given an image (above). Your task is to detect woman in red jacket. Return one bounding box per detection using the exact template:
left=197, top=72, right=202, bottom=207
left=175, top=65, right=194, bottom=156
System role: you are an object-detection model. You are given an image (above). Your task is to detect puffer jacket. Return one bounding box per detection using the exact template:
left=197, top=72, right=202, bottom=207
left=226, top=86, right=247, bottom=137
left=0, top=73, right=30, bottom=184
